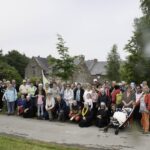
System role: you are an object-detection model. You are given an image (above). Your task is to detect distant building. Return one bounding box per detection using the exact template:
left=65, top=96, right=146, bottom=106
left=25, top=56, right=107, bottom=83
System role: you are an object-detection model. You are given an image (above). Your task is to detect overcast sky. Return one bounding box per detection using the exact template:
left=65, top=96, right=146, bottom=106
left=0, top=0, right=142, bottom=60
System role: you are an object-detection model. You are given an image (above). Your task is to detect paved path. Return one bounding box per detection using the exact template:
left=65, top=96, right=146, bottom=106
left=0, top=115, right=149, bottom=150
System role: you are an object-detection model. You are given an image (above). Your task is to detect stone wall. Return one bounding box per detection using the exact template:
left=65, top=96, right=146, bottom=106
left=72, top=62, right=92, bottom=84
left=25, top=58, right=42, bottom=79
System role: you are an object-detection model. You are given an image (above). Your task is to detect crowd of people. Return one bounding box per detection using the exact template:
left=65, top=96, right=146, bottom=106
left=0, top=78, right=150, bottom=134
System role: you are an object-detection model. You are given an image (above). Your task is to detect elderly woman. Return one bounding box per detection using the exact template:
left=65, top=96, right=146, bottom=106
left=96, top=102, right=109, bottom=128
left=3, top=84, right=17, bottom=115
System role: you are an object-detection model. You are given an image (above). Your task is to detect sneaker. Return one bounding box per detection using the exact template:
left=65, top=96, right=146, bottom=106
left=6, top=113, right=11, bottom=116
left=143, top=131, right=149, bottom=134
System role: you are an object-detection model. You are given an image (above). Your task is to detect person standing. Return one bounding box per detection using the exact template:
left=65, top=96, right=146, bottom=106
left=133, top=85, right=143, bottom=122
left=139, top=86, right=150, bottom=134
left=0, top=81, right=4, bottom=111
left=19, top=80, right=28, bottom=97
left=74, top=83, right=84, bottom=108
left=64, top=84, right=74, bottom=108
left=3, top=84, right=17, bottom=115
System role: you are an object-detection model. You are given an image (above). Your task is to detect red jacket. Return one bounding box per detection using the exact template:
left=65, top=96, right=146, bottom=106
left=144, top=94, right=150, bottom=111
left=111, top=89, right=121, bottom=104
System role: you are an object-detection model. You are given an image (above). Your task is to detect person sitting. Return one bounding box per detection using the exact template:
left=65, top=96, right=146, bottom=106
left=79, top=102, right=93, bottom=127
left=17, top=94, right=26, bottom=116
left=45, top=92, right=55, bottom=121
left=55, top=95, right=69, bottom=121
left=23, top=95, right=36, bottom=118
left=69, top=101, right=81, bottom=122
left=96, top=102, right=109, bottom=128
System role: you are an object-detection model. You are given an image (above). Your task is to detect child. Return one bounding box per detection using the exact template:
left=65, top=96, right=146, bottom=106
left=17, top=94, right=25, bottom=116
left=36, top=91, right=45, bottom=119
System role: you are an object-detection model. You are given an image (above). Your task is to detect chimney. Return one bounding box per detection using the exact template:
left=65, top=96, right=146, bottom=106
left=94, top=59, right=98, bottom=63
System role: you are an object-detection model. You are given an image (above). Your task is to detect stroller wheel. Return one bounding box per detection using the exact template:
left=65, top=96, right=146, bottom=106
left=115, top=129, right=119, bottom=135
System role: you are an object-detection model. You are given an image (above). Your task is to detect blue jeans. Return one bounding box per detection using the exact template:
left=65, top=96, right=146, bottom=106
left=7, top=101, right=15, bottom=114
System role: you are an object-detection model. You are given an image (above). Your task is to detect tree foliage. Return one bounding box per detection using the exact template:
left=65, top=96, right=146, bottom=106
left=48, top=34, right=76, bottom=81
left=105, top=44, right=121, bottom=81
left=120, top=0, right=150, bottom=83
left=0, top=61, right=22, bottom=83
left=4, top=50, right=30, bottom=78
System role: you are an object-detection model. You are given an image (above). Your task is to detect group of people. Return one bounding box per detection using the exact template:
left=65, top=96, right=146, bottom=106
left=0, top=79, right=150, bottom=134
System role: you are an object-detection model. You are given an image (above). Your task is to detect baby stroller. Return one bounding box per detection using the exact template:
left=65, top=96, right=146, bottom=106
left=104, top=107, right=134, bottom=135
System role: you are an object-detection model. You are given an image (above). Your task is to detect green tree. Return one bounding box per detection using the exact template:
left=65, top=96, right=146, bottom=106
left=0, top=61, right=22, bottom=83
left=4, top=50, right=30, bottom=78
left=120, top=0, right=150, bottom=83
left=48, top=34, right=76, bottom=81
left=105, top=44, right=121, bottom=81
left=0, top=49, right=5, bottom=62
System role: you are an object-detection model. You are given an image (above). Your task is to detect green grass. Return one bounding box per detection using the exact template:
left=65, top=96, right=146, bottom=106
left=0, top=134, right=82, bottom=150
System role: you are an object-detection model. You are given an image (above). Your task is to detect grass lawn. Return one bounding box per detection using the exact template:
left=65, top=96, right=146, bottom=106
left=0, top=134, right=82, bottom=150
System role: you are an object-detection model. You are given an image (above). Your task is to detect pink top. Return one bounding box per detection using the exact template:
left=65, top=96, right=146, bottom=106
left=37, top=95, right=44, bottom=105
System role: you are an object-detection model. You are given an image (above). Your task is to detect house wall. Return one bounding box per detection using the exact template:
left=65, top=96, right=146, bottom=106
left=25, top=58, right=42, bottom=79
left=72, top=62, right=93, bottom=83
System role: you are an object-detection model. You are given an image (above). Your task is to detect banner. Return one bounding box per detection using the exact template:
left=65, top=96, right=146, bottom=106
left=42, top=70, right=49, bottom=89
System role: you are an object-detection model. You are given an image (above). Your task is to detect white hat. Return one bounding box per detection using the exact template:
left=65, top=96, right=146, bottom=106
left=93, top=79, right=98, bottom=82
left=38, top=83, right=43, bottom=87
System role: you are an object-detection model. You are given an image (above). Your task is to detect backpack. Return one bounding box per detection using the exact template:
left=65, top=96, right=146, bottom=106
left=116, top=92, right=123, bottom=105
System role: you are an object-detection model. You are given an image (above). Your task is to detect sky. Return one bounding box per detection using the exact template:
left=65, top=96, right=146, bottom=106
left=0, top=0, right=142, bottom=61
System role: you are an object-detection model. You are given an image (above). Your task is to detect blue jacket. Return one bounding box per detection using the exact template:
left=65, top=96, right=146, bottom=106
left=3, top=88, right=17, bottom=102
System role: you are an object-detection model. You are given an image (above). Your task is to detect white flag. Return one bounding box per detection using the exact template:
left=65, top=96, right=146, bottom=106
left=42, top=70, right=49, bottom=89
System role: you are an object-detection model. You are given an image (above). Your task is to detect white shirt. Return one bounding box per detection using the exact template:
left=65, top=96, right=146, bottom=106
left=135, top=92, right=143, bottom=103
left=85, top=98, right=93, bottom=109
left=19, top=84, right=28, bottom=94
left=45, top=97, right=55, bottom=110
left=64, top=89, right=74, bottom=101
left=83, top=90, right=92, bottom=102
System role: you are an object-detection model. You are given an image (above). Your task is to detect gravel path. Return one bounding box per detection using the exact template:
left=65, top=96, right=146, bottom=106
left=0, top=115, right=149, bottom=150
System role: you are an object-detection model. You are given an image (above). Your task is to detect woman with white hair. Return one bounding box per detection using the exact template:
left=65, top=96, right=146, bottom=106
left=96, top=102, right=109, bottom=128
left=3, top=84, right=17, bottom=115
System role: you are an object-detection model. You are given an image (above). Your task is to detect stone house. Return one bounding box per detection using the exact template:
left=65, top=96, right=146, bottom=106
left=25, top=56, right=107, bottom=83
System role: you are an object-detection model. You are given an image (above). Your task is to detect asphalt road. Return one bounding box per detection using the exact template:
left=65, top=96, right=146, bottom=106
left=0, top=115, right=149, bottom=150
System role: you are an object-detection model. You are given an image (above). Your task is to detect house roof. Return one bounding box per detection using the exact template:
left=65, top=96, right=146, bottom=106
left=34, top=57, right=49, bottom=72
left=85, top=60, right=96, bottom=71
left=90, top=61, right=107, bottom=75
left=33, top=56, right=107, bottom=76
